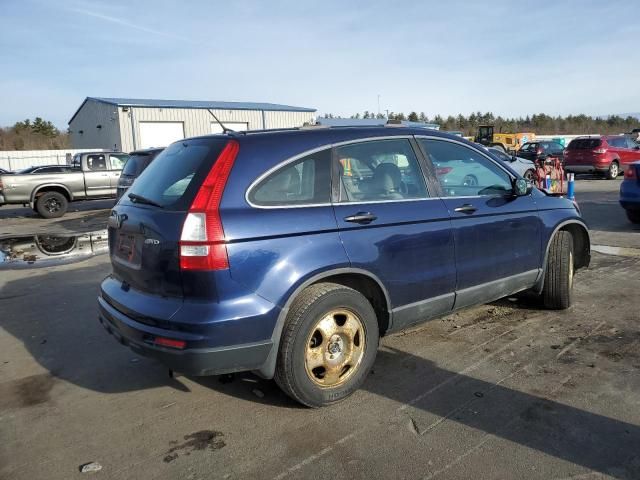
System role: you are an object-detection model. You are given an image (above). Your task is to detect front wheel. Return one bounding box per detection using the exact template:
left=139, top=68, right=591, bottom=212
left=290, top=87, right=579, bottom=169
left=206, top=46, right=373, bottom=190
left=523, top=169, right=535, bottom=182
left=542, top=231, right=574, bottom=309
left=626, top=209, right=640, bottom=224
left=274, top=283, right=379, bottom=407
left=606, top=161, right=619, bottom=180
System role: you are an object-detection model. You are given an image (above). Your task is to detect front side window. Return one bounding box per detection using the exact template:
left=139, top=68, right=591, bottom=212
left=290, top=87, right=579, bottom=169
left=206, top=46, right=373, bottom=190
left=109, top=154, right=129, bottom=170
left=335, top=139, right=428, bottom=202
left=420, top=139, right=513, bottom=197
left=520, top=143, right=536, bottom=152
left=87, top=154, right=107, bottom=171
left=249, top=149, right=331, bottom=206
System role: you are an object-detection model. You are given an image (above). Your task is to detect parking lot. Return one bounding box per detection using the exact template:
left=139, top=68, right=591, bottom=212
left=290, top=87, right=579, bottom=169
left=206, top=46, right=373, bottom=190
left=1, top=177, right=639, bottom=479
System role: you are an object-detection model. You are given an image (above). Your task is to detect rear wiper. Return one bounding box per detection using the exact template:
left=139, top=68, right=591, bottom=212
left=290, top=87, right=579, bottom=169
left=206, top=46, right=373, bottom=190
left=128, top=192, right=163, bottom=208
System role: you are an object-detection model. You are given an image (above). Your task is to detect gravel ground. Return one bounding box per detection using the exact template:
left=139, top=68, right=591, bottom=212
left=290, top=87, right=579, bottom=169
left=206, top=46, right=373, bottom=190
left=0, top=178, right=638, bottom=480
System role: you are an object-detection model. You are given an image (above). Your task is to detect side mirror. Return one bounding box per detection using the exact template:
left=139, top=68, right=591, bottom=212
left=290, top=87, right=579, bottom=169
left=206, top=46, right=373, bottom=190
left=634, top=145, right=640, bottom=150
left=513, top=177, right=532, bottom=196
left=511, top=154, right=517, bottom=162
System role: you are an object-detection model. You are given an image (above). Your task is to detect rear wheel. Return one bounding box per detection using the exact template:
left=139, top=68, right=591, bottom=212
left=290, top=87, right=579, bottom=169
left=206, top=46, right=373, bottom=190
left=35, top=191, right=68, bottom=218
left=274, top=283, right=379, bottom=407
left=542, top=231, right=574, bottom=310
left=606, top=161, right=619, bottom=180
left=626, top=210, right=640, bottom=224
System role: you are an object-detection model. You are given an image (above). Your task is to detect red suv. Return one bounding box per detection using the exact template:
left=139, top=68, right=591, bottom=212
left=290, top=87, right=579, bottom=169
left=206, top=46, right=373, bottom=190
left=564, top=136, right=640, bottom=179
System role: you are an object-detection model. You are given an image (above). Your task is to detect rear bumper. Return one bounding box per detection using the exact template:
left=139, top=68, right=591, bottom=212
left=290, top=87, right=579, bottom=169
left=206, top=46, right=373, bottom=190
left=98, top=295, right=273, bottom=376
left=564, top=164, right=608, bottom=173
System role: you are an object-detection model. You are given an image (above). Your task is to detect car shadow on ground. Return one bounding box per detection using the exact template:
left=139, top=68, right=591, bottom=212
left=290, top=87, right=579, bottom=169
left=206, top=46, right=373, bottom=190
left=2, top=263, right=639, bottom=478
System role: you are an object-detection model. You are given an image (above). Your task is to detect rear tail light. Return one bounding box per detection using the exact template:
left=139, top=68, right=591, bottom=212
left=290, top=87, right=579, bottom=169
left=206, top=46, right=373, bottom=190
left=179, top=140, right=239, bottom=271
left=625, top=167, right=637, bottom=179
left=593, top=148, right=607, bottom=154
left=436, top=167, right=453, bottom=176
left=154, top=337, right=186, bottom=349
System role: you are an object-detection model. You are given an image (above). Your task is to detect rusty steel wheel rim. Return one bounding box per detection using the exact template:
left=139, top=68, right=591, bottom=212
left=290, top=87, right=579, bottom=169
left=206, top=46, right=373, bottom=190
left=304, top=308, right=366, bottom=387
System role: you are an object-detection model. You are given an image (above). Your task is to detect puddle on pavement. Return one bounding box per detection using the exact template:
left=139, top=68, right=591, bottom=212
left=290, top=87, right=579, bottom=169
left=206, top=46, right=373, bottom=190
left=0, top=230, right=108, bottom=269
left=591, top=244, right=640, bottom=258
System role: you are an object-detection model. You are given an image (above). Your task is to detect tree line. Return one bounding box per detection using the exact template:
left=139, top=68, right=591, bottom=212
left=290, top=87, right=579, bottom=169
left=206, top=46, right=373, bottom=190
left=322, top=111, right=640, bottom=136
left=0, top=118, right=70, bottom=150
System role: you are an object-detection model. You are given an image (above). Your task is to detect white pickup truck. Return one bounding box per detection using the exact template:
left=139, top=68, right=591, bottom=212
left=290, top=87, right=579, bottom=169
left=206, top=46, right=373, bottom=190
left=0, top=151, right=129, bottom=218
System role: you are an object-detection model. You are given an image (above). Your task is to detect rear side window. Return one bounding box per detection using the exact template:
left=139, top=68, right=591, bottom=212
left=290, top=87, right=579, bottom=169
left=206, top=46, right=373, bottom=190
left=87, top=154, right=107, bottom=171
left=122, top=154, right=153, bottom=176
left=568, top=138, right=601, bottom=149
left=124, top=138, right=229, bottom=210
left=520, top=143, right=536, bottom=152
left=607, top=137, right=626, bottom=148
left=336, top=139, right=428, bottom=202
left=249, top=149, right=331, bottom=206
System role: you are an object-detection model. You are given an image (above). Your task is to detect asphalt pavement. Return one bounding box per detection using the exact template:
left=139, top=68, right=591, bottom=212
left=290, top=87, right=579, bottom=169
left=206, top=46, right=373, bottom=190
left=1, top=178, right=639, bottom=480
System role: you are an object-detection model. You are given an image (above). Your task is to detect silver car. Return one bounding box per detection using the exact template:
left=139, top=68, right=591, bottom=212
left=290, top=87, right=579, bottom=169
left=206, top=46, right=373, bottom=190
left=486, top=147, right=536, bottom=181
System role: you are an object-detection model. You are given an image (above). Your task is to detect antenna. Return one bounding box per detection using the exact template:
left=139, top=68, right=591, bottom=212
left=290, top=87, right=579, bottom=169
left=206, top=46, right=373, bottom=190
left=207, top=109, right=235, bottom=134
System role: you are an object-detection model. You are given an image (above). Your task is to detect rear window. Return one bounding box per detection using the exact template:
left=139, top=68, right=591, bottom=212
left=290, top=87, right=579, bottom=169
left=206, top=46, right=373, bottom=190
left=123, top=138, right=228, bottom=210
left=122, top=154, right=154, bottom=177
left=568, top=138, right=601, bottom=150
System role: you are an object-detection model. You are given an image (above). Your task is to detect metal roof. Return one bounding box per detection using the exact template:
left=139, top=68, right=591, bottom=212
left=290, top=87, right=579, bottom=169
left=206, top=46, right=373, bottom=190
left=69, top=97, right=316, bottom=124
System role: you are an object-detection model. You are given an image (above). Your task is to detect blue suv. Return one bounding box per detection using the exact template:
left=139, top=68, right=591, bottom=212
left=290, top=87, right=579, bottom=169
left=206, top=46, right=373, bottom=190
left=98, top=126, right=590, bottom=407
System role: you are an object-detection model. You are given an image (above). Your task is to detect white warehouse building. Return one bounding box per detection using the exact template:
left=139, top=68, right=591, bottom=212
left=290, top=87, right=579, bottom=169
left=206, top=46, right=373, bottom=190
left=68, top=97, right=317, bottom=152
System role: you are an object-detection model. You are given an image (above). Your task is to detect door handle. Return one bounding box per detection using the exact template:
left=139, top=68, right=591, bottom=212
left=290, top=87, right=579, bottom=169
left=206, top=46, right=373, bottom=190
left=454, top=204, right=477, bottom=214
left=344, top=212, right=377, bottom=224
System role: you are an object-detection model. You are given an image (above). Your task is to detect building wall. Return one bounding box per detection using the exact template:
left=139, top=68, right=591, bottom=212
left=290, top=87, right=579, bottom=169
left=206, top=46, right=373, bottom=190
left=263, top=111, right=316, bottom=129
left=69, top=99, right=121, bottom=151
left=117, top=107, right=315, bottom=152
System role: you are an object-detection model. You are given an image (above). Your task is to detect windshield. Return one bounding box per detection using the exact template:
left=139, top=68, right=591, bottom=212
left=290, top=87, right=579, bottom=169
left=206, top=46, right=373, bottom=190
left=568, top=138, right=601, bottom=150
left=122, top=138, right=228, bottom=210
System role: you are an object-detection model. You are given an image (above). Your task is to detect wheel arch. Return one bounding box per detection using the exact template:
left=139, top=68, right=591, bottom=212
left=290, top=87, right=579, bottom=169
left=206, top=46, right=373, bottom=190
left=255, top=267, right=392, bottom=379
left=534, top=219, right=590, bottom=293
left=31, top=184, right=73, bottom=204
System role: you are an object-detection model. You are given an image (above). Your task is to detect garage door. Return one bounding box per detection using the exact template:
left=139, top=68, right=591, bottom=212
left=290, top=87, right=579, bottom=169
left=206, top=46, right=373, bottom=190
left=210, top=122, right=249, bottom=134
left=139, top=122, right=185, bottom=149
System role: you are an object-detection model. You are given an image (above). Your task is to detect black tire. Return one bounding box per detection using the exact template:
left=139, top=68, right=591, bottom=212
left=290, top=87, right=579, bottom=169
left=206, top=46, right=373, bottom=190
left=523, top=169, right=535, bottom=182
left=274, top=283, right=379, bottom=407
left=626, top=210, right=640, bottom=224
left=542, top=231, right=574, bottom=310
left=462, top=174, right=478, bottom=186
left=606, top=161, right=619, bottom=180
left=35, top=191, right=68, bottom=218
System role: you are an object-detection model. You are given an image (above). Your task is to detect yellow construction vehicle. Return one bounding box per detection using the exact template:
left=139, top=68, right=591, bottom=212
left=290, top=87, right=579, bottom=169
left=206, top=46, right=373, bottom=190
left=475, top=125, right=535, bottom=153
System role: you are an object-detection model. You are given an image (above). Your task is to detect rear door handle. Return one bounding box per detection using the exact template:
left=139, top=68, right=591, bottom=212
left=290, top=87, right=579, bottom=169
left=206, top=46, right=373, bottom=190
left=454, top=204, right=477, bottom=214
left=344, top=212, right=377, bottom=224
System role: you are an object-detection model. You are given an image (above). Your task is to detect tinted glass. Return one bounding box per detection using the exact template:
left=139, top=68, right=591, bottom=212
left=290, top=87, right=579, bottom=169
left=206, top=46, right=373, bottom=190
left=109, top=154, right=129, bottom=170
left=123, top=138, right=228, bottom=210
left=607, top=137, right=625, bottom=148
left=627, top=137, right=639, bottom=148
left=122, top=154, right=154, bottom=177
left=489, top=148, right=510, bottom=161
left=249, top=149, right=331, bottom=206
left=568, top=138, right=601, bottom=149
left=520, top=143, right=536, bottom=152
left=421, top=139, right=512, bottom=197
left=87, top=154, right=107, bottom=171
left=336, top=139, right=427, bottom=202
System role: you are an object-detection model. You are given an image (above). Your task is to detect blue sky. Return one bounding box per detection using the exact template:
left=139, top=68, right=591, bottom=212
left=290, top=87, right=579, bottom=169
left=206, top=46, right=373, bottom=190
left=1, top=0, right=638, bottom=128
